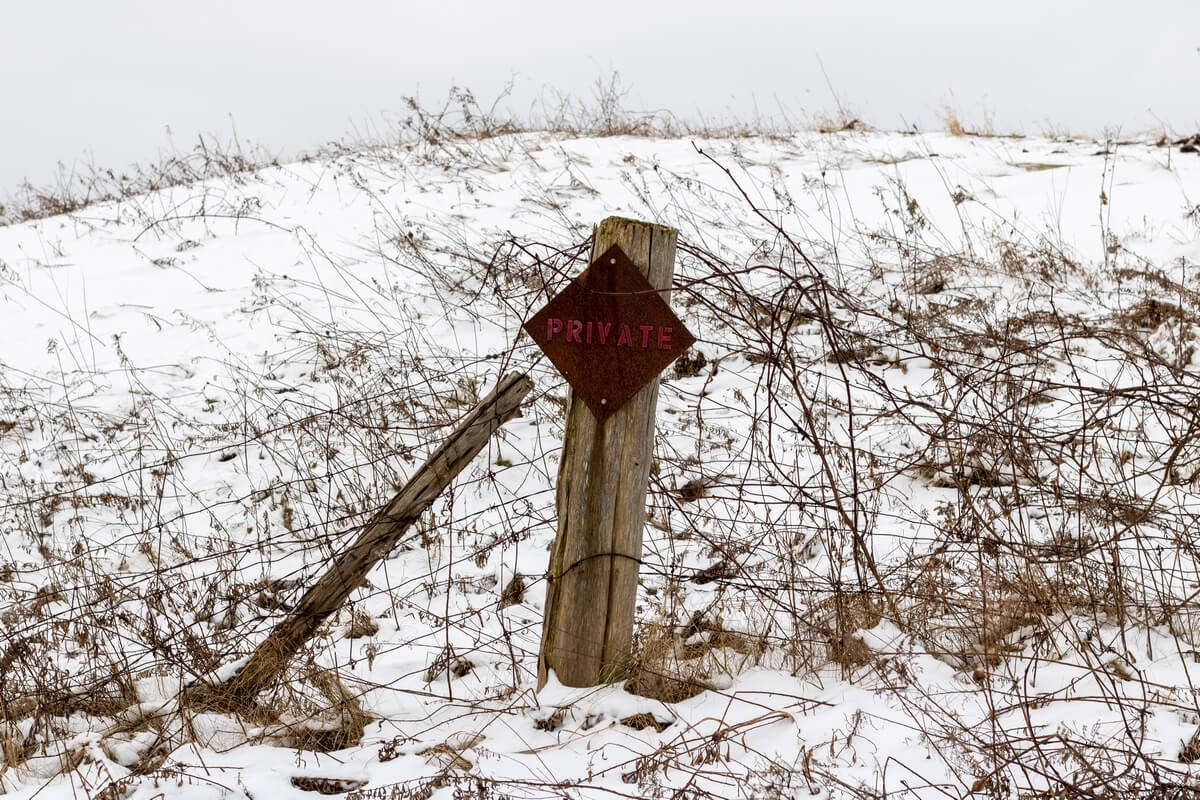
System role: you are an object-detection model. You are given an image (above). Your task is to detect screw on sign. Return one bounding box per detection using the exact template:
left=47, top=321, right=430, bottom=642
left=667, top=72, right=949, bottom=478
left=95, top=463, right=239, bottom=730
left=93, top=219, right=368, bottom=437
left=523, top=243, right=695, bottom=421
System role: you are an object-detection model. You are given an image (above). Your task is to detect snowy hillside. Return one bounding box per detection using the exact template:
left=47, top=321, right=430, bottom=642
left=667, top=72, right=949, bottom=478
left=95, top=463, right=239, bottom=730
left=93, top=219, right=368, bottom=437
left=2, top=123, right=1200, bottom=799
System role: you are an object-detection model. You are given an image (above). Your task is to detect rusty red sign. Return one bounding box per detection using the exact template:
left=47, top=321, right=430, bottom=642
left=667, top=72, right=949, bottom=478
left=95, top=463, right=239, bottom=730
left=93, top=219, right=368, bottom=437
left=524, top=244, right=696, bottom=421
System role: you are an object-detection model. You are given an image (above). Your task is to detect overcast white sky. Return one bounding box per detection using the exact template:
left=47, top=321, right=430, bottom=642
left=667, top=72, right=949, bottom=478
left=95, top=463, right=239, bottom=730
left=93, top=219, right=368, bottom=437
left=2, top=0, right=1198, bottom=198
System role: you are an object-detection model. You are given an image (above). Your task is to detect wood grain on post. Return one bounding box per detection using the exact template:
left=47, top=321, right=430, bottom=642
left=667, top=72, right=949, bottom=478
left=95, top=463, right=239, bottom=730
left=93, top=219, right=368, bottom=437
left=538, top=216, right=678, bottom=688
left=205, top=371, right=533, bottom=710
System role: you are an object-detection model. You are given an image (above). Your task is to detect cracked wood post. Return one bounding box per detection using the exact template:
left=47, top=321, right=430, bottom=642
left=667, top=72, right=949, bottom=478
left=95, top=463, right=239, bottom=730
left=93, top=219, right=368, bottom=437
left=538, top=217, right=678, bottom=688
left=206, top=371, right=533, bottom=710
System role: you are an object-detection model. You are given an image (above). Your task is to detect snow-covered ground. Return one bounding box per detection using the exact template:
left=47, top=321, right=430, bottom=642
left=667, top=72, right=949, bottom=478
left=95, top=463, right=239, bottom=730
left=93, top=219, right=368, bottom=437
left=2, top=126, right=1200, bottom=799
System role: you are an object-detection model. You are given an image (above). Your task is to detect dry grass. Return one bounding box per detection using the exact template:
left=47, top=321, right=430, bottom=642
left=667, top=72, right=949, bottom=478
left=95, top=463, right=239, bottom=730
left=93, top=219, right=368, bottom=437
left=0, top=131, right=277, bottom=227
left=3, top=89, right=1200, bottom=799
left=0, top=76, right=824, bottom=228
left=941, top=105, right=1001, bottom=138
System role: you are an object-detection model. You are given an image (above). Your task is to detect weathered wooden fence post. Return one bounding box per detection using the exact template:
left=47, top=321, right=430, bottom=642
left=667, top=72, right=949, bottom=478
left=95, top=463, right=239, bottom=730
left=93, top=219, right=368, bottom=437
left=197, top=371, right=533, bottom=710
left=528, top=217, right=691, bottom=688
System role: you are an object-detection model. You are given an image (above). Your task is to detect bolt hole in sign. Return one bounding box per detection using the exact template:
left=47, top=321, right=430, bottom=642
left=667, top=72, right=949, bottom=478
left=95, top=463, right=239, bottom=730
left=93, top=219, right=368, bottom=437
left=524, top=244, right=696, bottom=421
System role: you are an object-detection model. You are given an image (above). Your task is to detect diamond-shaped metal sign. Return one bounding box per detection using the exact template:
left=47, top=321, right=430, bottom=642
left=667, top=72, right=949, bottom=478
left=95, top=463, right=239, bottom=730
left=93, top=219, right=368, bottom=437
left=524, top=244, right=695, bottom=421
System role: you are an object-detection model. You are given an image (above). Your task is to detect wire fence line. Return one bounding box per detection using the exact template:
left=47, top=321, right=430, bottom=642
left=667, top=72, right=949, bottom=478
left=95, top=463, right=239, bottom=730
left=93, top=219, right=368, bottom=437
left=2, top=118, right=1200, bottom=798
